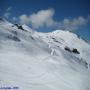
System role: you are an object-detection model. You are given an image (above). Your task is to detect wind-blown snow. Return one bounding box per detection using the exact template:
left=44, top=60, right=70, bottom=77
left=0, top=19, right=90, bottom=90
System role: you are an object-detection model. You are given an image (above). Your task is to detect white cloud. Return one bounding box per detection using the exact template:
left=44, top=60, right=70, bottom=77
left=29, top=9, right=54, bottom=28
left=4, top=6, right=12, bottom=19
left=6, top=7, right=12, bottom=11
left=18, top=8, right=90, bottom=30
left=58, top=16, right=87, bottom=30
left=19, top=14, right=30, bottom=24
left=4, top=12, right=11, bottom=19
left=19, top=9, right=55, bottom=28
left=12, top=17, right=17, bottom=21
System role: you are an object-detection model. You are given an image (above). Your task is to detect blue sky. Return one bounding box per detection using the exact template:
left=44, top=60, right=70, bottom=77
left=0, top=0, right=90, bottom=40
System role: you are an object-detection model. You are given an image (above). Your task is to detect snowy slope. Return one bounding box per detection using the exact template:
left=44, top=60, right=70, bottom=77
left=0, top=18, right=90, bottom=90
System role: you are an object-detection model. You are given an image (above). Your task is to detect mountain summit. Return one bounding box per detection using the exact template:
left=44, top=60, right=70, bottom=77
left=0, top=20, right=90, bottom=90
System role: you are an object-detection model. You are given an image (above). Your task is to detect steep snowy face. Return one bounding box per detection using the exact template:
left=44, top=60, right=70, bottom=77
left=38, top=30, right=90, bottom=61
left=0, top=19, right=90, bottom=90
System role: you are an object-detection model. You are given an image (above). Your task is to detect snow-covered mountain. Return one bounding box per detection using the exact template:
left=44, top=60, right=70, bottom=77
left=0, top=18, right=90, bottom=90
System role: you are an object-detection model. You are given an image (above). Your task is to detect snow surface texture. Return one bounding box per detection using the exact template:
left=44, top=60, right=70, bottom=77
left=0, top=19, right=90, bottom=90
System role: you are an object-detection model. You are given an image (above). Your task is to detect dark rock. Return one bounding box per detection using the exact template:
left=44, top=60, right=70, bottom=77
left=65, top=47, right=80, bottom=54
left=52, top=37, right=60, bottom=43
left=14, top=24, right=24, bottom=31
left=65, top=47, right=72, bottom=52
left=72, top=48, right=80, bottom=54
left=18, top=25, right=24, bottom=30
